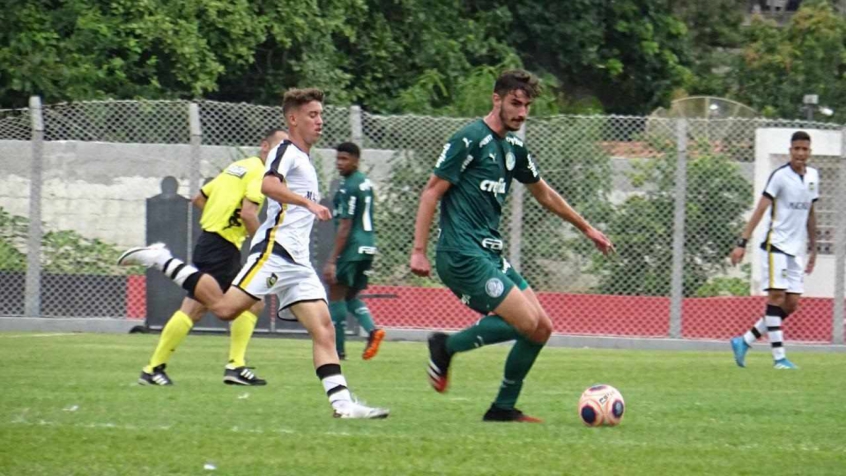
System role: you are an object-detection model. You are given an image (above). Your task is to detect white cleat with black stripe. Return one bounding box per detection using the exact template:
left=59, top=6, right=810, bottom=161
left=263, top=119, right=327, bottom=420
left=332, top=400, right=390, bottom=419
left=139, top=364, right=173, bottom=386
left=117, top=242, right=172, bottom=269
left=223, top=366, right=267, bottom=386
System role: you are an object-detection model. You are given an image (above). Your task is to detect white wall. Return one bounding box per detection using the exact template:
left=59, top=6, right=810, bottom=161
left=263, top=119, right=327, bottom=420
left=0, top=140, right=397, bottom=249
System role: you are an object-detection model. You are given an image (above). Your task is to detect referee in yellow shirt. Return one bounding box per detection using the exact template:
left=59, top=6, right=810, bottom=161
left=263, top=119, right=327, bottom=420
left=139, top=128, right=288, bottom=386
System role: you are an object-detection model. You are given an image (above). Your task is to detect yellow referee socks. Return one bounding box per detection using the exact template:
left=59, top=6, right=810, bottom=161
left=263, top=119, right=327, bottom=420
left=145, top=310, right=193, bottom=373
left=228, top=311, right=258, bottom=369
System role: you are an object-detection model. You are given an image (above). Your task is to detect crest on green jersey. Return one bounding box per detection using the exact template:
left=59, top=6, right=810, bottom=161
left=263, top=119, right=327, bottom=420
left=485, top=278, right=504, bottom=298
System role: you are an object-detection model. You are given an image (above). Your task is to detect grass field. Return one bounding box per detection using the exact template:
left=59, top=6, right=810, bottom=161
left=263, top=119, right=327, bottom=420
left=1, top=332, right=845, bottom=475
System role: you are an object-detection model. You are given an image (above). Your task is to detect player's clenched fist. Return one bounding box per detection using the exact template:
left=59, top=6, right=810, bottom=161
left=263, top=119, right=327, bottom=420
left=409, top=251, right=431, bottom=277
left=729, top=246, right=745, bottom=266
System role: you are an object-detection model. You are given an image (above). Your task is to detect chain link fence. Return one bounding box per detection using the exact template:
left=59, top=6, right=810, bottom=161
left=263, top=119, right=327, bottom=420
left=1, top=98, right=844, bottom=345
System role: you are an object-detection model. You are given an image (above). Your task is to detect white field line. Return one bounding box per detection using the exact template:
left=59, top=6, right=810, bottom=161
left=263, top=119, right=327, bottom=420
left=0, top=333, right=83, bottom=339
left=8, top=417, right=844, bottom=453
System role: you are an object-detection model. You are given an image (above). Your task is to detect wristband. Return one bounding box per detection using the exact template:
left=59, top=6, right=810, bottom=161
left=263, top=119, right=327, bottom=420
left=736, top=238, right=748, bottom=248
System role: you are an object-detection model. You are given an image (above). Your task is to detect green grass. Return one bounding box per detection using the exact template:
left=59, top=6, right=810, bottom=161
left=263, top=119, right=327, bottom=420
left=1, top=332, right=845, bottom=475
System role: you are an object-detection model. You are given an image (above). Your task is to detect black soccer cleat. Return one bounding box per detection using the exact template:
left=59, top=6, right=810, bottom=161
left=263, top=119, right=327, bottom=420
left=223, top=366, right=267, bottom=386
left=482, top=405, right=543, bottom=423
left=138, top=364, right=173, bottom=386
left=427, top=332, right=452, bottom=393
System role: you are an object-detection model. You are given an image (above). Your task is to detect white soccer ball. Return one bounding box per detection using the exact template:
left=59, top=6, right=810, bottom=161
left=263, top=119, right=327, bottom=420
left=578, top=384, right=625, bottom=427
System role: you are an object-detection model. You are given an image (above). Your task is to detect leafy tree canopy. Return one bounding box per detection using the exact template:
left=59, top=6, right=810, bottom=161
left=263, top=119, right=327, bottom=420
left=728, top=0, right=846, bottom=121
left=1, top=0, right=697, bottom=116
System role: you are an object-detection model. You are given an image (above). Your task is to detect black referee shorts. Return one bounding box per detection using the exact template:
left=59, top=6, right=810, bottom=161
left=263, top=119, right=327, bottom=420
left=188, top=231, right=243, bottom=299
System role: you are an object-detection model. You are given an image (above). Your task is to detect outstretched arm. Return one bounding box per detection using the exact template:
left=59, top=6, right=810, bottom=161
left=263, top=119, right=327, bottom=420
left=526, top=179, right=614, bottom=255
left=730, top=195, right=772, bottom=266
left=410, top=175, right=452, bottom=276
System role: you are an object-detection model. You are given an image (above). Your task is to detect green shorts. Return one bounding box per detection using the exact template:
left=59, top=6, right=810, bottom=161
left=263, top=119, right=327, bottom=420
left=335, top=259, right=372, bottom=293
left=435, top=251, right=528, bottom=315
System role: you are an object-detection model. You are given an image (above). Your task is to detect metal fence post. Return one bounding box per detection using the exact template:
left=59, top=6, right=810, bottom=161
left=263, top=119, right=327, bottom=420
left=509, top=123, right=527, bottom=272
left=832, top=126, right=846, bottom=345
left=350, top=105, right=364, bottom=146
left=669, top=119, right=688, bottom=338
left=188, top=103, right=202, bottom=262
left=24, top=96, right=44, bottom=317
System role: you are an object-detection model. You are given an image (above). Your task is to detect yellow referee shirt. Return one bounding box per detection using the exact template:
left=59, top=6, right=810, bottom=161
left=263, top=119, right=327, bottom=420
left=200, top=156, right=265, bottom=248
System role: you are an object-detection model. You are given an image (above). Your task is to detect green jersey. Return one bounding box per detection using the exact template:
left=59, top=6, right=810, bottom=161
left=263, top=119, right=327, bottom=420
left=434, top=119, right=540, bottom=256
left=333, top=170, right=376, bottom=262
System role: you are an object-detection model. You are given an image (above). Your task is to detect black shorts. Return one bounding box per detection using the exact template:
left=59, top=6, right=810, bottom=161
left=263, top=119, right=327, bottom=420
left=188, top=231, right=242, bottom=298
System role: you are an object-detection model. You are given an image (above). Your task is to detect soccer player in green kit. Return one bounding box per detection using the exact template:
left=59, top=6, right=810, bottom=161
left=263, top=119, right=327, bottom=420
left=323, top=142, right=385, bottom=361
left=410, top=69, right=615, bottom=422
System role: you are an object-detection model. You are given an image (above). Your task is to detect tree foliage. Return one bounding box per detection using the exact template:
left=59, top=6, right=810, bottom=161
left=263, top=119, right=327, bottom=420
left=0, top=207, right=140, bottom=275
left=0, top=0, right=267, bottom=106
left=591, top=140, right=752, bottom=297
left=669, top=0, right=748, bottom=96
left=2, top=0, right=699, bottom=115
left=469, top=0, right=692, bottom=115
left=6, top=1, right=846, bottom=120
left=728, top=0, right=846, bottom=121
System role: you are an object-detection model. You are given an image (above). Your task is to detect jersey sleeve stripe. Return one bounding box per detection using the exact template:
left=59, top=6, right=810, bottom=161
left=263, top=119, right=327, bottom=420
left=762, top=164, right=789, bottom=195
left=267, top=142, right=291, bottom=180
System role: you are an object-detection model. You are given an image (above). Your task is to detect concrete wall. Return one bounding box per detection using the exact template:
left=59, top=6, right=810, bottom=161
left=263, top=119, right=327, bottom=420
left=0, top=140, right=397, bottom=249
left=0, top=139, right=755, bottom=250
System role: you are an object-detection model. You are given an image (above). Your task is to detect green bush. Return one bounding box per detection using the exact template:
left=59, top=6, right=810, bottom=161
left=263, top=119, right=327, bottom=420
left=0, top=207, right=142, bottom=276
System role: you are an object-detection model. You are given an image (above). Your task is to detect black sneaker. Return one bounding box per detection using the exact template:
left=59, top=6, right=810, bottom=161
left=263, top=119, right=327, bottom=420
left=223, top=366, right=267, bottom=386
left=138, top=364, right=173, bottom=386
left=338, top=351, right=347, bottom=361
left=427, top=332, right=452, bottom=393
left=482, top=405, right=542, bottom=423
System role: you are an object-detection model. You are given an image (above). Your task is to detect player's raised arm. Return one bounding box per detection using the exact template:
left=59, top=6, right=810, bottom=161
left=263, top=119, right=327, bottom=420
left=525, top=179, right=614, bottom=255
left=410, top=175, right=452, bottom=277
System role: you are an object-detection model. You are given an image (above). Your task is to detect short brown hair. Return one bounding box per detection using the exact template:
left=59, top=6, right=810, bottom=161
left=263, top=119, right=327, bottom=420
left=494, top=69, right=541, bottom=100
left=282, top=88, right=325, bottom=116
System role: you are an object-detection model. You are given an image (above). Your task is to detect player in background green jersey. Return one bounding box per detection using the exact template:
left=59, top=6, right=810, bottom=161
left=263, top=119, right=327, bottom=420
left=410, top=69, right=615, bottom=422
left=323, top=142, right=385, bottom=360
